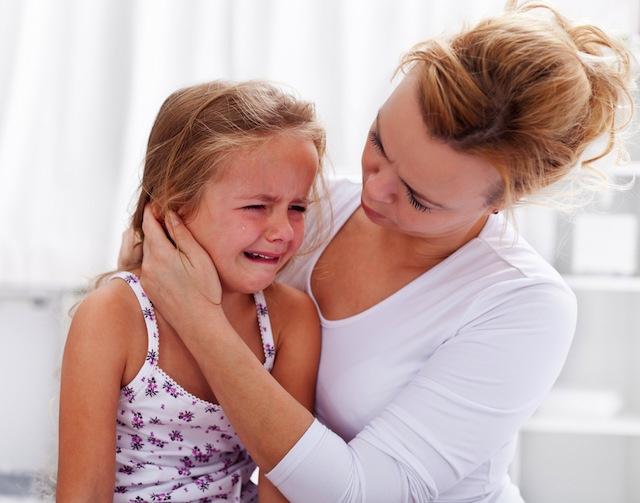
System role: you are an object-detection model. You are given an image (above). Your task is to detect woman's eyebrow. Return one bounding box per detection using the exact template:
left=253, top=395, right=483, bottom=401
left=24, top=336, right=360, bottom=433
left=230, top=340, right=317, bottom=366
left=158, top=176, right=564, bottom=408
left=375, top=112, right=394, bottom=163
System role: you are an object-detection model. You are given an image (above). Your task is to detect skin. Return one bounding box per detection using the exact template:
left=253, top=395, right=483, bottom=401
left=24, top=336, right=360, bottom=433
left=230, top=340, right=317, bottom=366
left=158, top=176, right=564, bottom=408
left=57, top=132, right=321, bottom=502
left=186, top=135, right=314, bottom=298
left=130, top=67, right=506, bottom=481
left=313, top=68, right=502, bottom=319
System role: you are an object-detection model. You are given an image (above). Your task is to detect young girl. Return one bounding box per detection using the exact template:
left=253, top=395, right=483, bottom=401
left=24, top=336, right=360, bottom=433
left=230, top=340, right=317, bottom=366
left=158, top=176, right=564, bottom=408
left=57, top=81, right=325, bottom=502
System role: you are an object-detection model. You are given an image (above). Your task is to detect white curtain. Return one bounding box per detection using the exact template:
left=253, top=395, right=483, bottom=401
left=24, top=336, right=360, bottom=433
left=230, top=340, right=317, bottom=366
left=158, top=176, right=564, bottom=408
left=0, top=0, right=637, bottom=288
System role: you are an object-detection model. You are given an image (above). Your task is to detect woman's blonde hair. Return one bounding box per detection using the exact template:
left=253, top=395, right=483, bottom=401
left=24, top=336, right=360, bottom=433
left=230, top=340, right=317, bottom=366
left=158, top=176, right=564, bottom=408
left=398, top=0, right=634, bottom=208
left=129, top=79, right=326, bottom=267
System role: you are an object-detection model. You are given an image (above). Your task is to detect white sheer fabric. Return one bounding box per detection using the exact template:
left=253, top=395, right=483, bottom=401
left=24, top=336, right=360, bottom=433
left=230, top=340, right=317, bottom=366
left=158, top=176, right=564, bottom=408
left=0, top=0, right=636, bottom=286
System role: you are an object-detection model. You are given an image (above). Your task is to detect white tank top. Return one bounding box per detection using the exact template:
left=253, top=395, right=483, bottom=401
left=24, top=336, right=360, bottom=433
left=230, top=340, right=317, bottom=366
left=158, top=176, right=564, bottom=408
left=111, top=272, right=275, bottom=502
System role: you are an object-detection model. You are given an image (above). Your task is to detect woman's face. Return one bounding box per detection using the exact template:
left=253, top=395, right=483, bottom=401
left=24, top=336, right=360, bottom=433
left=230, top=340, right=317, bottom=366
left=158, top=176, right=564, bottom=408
left=360, top=69, right=502, bottom=241
left=186, top=133, right=319, bottom=295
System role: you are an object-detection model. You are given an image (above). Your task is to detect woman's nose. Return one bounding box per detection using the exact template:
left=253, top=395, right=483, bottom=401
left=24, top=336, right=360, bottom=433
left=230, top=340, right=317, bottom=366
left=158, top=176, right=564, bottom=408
left=365, top=166, right=396, bottom=204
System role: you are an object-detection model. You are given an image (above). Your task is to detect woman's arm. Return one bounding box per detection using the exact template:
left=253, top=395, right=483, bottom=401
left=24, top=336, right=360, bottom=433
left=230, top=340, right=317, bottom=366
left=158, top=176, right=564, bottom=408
left=140, top=207, right=576, bottom=502
left=258, top=284, right=322, bottom=502
left=259, top=471, right=289, bottom=503
left=266, top=282, right=576, bottom=502
left=140, top=207, right=316, bottom=470
left=56, top=284, right=134, bottom=501
left=139, top=209, right=402, bottom=501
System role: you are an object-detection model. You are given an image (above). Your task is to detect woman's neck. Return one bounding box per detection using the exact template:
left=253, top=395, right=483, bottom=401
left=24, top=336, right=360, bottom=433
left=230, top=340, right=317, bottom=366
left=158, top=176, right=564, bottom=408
left=363, top=211, right=489, bottom=272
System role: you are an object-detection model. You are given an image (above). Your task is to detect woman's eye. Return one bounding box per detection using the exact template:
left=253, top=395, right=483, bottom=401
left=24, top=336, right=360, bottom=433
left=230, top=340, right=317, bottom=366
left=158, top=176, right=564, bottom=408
left=289, top=205, right=307, bottom=213
left=368, top=130, right=384, bottom=154
left=243, top=205, right=265, bottom=210
left=405, top=187, right=432, bottom=214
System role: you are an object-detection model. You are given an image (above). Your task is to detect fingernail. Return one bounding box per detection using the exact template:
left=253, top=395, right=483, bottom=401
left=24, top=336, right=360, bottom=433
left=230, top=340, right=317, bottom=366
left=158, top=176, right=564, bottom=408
left=168, top=212, right=180, bottom=227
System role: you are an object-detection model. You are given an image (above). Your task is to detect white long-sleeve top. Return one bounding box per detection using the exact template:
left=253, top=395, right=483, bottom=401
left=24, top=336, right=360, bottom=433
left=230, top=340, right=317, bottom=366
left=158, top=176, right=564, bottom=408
left=270, top=178, right=577, bottom=502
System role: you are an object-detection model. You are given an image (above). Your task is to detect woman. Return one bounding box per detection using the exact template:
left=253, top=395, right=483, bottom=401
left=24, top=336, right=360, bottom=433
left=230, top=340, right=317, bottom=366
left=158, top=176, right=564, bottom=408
left=123, top=2, right=632, bottom=501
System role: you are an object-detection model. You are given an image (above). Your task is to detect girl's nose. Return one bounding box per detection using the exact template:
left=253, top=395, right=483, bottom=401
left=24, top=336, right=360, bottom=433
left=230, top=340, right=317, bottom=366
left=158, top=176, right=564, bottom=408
left=266, top=212, right=294, bottom=243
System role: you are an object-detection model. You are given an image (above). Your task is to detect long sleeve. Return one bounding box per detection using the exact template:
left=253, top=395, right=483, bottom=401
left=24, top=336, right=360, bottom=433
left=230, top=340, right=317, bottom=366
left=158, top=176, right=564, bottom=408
left=266, top=281, right=576, bottom=502
left=267, top=419, right=410, bottom=502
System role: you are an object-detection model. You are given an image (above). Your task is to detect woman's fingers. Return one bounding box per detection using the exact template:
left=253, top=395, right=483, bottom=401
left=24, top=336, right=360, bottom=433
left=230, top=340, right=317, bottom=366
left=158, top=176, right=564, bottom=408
left=164, top=211, right=218, bottom=274
left=164, top=211, right=223, bottom=306
left=140, top=205, right=223, bottom=307
left=142, top=205, right=171, bottom=255
left=163, top=211, right=198, bottom=265
left=117, top=226, right=142, bottom=270
left=141, top=205, right=181, bottom=287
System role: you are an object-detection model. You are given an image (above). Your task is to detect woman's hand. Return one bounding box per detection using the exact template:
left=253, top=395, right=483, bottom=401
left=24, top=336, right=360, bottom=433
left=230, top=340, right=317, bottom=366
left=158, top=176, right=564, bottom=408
left=117, top=226, right=142, bottom=270
left=140, top=206, right=318, bottom=477
left=140, top=205, right=223, bottom=333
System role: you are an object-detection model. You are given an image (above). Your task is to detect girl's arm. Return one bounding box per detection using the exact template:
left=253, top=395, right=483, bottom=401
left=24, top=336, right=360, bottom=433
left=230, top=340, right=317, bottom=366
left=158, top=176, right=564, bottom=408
left=57, top=283, right=136, bottom=502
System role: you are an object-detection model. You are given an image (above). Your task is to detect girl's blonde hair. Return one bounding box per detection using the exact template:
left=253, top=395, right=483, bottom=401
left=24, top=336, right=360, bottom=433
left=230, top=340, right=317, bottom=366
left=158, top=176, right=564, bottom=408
left=129, top=80, right=326, bottom=266
left=399, top=0, right=634, bottom=208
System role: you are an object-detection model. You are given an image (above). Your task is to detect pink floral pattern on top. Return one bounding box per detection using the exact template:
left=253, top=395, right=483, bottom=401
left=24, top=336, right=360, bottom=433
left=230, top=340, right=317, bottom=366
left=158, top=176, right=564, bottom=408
left=110, top=272, right=276, bottom=502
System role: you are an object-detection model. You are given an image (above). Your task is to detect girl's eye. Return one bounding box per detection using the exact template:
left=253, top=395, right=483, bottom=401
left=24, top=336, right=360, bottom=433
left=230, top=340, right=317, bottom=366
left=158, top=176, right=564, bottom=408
left=368, top=130, right=384, bottom=154
left=404, top=186, right=432, bottom=213
left=243, top=205, right=265, bottom=210
left=289, top=205, right=307, bottom=213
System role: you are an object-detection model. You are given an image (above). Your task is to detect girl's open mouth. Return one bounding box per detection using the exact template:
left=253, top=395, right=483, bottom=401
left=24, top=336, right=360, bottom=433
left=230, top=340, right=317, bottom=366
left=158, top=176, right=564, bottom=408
left=243, top=251, right=280, bottom=264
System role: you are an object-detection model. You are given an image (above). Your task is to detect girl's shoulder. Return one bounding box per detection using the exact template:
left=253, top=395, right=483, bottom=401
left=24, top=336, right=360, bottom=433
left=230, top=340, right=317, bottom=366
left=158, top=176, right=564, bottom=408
left=262, top=282, right=320, bottom=347
left=68, top=274, right=149, bottom=364
left=78, top=274, right=144, bottom=326
left=263, top=282, right=317, bottom=315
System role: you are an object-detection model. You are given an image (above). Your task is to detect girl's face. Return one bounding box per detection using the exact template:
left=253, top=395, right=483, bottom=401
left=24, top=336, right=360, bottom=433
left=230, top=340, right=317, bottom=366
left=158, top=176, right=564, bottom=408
left=186, top=132, right=319, bottom=294
left=360, top=69, right=502, bottom=243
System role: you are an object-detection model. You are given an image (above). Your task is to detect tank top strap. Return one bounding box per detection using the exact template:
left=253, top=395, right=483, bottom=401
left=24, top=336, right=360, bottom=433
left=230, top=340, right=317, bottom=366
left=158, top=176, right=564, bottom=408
left=253, top=290, right=275, bottom=371
left=110, top=272, right=160, bottom=367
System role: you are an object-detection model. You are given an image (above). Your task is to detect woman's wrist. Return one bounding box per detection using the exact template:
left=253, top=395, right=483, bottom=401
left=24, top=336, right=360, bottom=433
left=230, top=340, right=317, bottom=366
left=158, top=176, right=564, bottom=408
left=174, top=297, right=229, bottom=348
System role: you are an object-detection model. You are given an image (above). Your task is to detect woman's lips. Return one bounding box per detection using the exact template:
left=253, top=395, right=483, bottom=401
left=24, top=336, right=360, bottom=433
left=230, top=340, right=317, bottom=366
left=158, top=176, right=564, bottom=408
left=361, top=201, right=385, bottom=221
